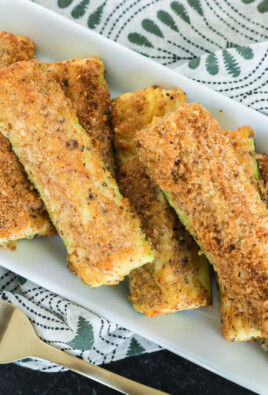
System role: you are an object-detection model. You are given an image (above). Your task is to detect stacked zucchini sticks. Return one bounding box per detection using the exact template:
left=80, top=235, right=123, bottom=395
left=111, top=87, right=211, bottom=316
left=136, top=103, right=268, bottom=343
left=0, top=33, right=116, bottom=249
left=0, top=32, right=54, bottom=248
left=1, top=31, right=267, bottom=347
left=0, top=38, right=154, bottom=287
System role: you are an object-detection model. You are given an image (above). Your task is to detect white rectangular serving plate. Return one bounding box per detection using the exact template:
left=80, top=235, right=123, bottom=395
left=0, top=0, right=267, bottom=393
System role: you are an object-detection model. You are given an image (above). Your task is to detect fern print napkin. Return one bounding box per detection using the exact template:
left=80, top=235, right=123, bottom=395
left=0, top=0, right=267, bottom=372
left=33, top=0, right=268, bottom=114
left=0, top=268, right=160, bottom=372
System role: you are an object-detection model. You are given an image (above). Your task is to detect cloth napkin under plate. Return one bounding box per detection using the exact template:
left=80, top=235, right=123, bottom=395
left=0, top=0, right=267, bottom=372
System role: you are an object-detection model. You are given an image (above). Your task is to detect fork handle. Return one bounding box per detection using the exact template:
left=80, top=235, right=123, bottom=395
left=33, top=339, right=169, bottom=395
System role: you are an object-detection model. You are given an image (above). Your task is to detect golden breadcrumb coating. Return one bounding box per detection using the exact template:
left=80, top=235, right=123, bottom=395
left=259, top=155, right=268, bottom=184
left=224, top=126, right=259, bottom=188
left=0, top=32, right=55, bottom=247
left=220, top=127, right=264, bottom=342
left=48, top=58, right=113, bottom=172
left=0, top=60, right=154, bottom=287
left=136, top=103, right=268, bottom=336
left=111, top=86, right=211, bottom=316
left=0, top=32, right=35, bottom=68
left=0, top=130, right=55, bottom=247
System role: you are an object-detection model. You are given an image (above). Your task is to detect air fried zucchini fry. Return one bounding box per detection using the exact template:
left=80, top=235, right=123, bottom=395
left=136, top=103, right=268, bottom=336
left=111, top=87, right=211, bottom=316
left=220, top=127, right=264, bottom=342
left=0, top=33, right=54, bottom=248
left=48, top=58, right=114, bottom=172
left=0, top=60, right=155, bottom=287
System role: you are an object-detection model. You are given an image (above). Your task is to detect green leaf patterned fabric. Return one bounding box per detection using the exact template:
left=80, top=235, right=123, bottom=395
left=16, top=275, right=27, bottom=286
left=258, top=0, right=268, bottom=12
left=71, top=0, right=89, bottom=19
left=222, top=49, right=241, bottom=77
left=157, top=10, right=179, bottom=32
left=87, top=4, right=104, bottom=29
left=187, top=0, right=203, bottom=16
left=142, top=19, right=164, bottom=38
left=128, top=32, right=154, bottom=48
left=188, top=57, right=201, bottom=69
left=127, top=338, right=146, bottom=357
left=67, top=316, right=94, bottom=350
left=205, top=52, right=219, bottom=75
left=34, top=0, right=267, bottom=114
left=1, top=0, right=267, bottom=373
left=171, top=1, right=191, bottom=24
left=58, top=0, right=73, bottom=9
left=235, top=46, right=254, bottom=59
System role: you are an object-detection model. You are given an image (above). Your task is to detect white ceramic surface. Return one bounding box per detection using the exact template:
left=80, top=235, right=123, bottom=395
left=0, top=1, right=267, bottom=393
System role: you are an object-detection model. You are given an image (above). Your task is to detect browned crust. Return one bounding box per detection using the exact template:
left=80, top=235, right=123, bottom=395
left=259, top=155, right=268, bottom=184
left=112, top=86, right=187, bottom=155
left=0, top=33, right=55, bottom=246
left=112, top=87, right=211, bottom=316
left=136, top=103, right=268, bottom=335
left=122, top=157, right=210, bottom=316
left=259, top=155, right=268, bottom=204
left=48, top=58, right=113, bottom=172
left=220, top=126, right=262, bottom=341
left=0, top=132, right=54, bottom=244
left=0, top=32, right=35, bottom=68
left=224, top=126, right=258, bottom=187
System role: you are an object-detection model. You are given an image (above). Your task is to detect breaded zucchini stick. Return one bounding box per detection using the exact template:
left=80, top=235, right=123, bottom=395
left=0, top=60, right=154, bottom=287
left=136, top=103, right=268, bottom=336
left=48, top=58, right=114, bottom=172
left=0, top=33, right=54, bottom=247
left=220, top=127, right=264, bottom=341
left=111, top=87, right=211, bottom=316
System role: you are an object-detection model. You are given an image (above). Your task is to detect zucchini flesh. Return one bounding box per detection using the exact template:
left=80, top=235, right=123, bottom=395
left=111, top=86, right=211, bottom=316
left=0, top=33, right=54, bottom=247
left=136, top=103, right=268, bottom=336
left=0, top=60, right=155, bottom=287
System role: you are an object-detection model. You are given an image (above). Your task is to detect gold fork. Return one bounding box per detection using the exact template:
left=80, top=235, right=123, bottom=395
left=0, top=299, right=169, bottom=395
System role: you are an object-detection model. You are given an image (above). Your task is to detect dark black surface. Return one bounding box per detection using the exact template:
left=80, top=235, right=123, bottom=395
left=0, top=350, right=255, bottom=395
